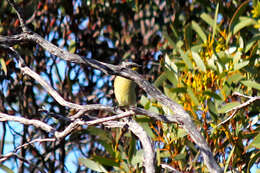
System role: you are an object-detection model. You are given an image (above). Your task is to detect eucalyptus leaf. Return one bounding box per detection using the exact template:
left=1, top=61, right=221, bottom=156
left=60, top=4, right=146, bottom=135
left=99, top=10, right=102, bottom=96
left=218, top=102, right=240, bottom=113
left=79, top=158, right=108, bottom=173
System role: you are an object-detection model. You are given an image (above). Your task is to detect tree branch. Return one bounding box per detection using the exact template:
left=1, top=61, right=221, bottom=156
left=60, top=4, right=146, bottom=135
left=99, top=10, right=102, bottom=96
left=104, top=119, right=155, bottom=173
left=0, top=45, right=179, bottom=124
left=0, top=1, right=223, bottom=172
left=217, top=92, right=260, bottom=127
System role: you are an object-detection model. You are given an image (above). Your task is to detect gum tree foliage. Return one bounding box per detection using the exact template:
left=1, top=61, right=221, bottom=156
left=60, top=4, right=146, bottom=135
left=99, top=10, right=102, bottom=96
left=0, top=0, right=259, bottom=172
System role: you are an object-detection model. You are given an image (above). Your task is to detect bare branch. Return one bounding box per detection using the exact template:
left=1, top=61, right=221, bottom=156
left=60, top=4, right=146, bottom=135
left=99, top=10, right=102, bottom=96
left=129, top=106, right=180, bottom=123
left=228, top=92, right=260, bottom=113
left=161, top=164, right=182, bottom=173
left=0, top=46, right=179, bottom=125
left=217, top=92, right=260, bottom=127
left=217, top=110, right=238, bottom=127
left=0, top=112, right=54, bottom=133
left=14, top=138, right=55, bottom=152
left=55, top=111, right=135, bottom=139
left=127, top=119, right=155, bottom=173
left=20, top=65, right=87, bottom=110
left=0, top=110, right=135, bottom=141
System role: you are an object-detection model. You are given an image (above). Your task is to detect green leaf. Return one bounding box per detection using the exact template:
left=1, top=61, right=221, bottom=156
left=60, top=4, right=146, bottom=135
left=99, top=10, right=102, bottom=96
left=218, top=102, right=240, bottom=113
left=212, top=3, right=219, bottom=41
left=229, top=0, right=250, bottom=33
left=93, top=155, right=120, bottom=167
left=165, top=54, right=178, bottom=73
left=226, top=72, right=244, bottom=85
left=234, top=60, right=249, bottom=71
left=186, top=140, right=198, bottom=153
left=248, top=133, right=260, bottom=149
left=98, top=140, right=114, bottom=157
left=232, top=17, right=256, bottom=35
left=200, top=13, right=220, bottom=32
left=148, top=104, right=160, bottom=114
left=154, top=72, right=167, bottom=87
left=191, top=21, right=207, bottom=43
left=179, top=50, right=193, bottom=70
left=191, top=51, right=206, bottom=72
left=224, top=146, right=235, bottom=173
left=137, top=121, right=156, bottom=138
left=187, top=87, right=200, bottom=106
left=245, top=33, right=260, bottom=53
left=86, top=127, right=112, bottom=144
left=184, top=23, right=192, bottom=49
left=163, top=83, right=178, bottom=102
left=161, top=104, right=174, bottom=116
left=253, top=0, right=258, bottom=6
left=247, top=151, right=260, bottom=173
left=0, top=164, right=14, bottom=173
left=208, top=100, right=218, bottom=121
left=165, top=70, right=178, bottom=86
left=207, top=54, right=217, bottom=70
left=128, top=137, right=136, bottom=161
left=160, top=150, right=171, bottom=158
left=233, top=51, right=242, bottom=64
left=227, top=17, right=256, bottom=43
left=241, top=80, right=260, bottom=91
left=0, top=58, right=7, bottom=75
left=174, top=153, right=186, bottom=160
left=131, top=149, right=144, bottom=166
left=162, top=31, right=176, bottom=48
left=79, top=158, right=108, bottom=172
left=176, top=128, right=187, bottom=138
left=140, top=95, right=150, bottom=108
left=68, top=40, right=76, bottom=53
left=154, top=70, right=178, bottom=88
left=156, top=149, right=161, bottom=165
left=203, top=91, right=222, bottom=100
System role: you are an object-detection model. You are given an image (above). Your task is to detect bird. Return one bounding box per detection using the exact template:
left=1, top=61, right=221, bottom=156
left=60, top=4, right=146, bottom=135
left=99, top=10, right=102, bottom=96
left=114, top=75, right=136, bottom=106
left=114, top=62, right=140, bottom=107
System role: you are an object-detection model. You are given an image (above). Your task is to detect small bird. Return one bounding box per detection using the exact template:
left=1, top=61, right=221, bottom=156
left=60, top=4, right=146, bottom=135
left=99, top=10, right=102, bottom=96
left=114, top=76, right=136, bottom=106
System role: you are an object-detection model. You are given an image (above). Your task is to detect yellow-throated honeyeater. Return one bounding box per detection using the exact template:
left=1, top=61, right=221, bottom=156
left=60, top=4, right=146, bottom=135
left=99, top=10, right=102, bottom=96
left=114, top=76, right=136, bottom=106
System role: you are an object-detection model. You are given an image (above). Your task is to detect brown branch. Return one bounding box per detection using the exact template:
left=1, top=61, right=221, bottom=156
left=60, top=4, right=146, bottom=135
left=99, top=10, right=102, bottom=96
left=0, top=111, right=135, bottom=140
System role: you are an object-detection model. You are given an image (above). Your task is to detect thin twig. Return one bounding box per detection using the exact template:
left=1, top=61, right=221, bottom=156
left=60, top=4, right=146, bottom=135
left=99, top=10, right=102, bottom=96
left=0, top=152, right=46, bottom=173
left=14, top=138, right=55, bottom=152
left=0, top=112, right=54, bottom=133
left=217, top=110, right=238, bottom=127
left=0, top=111, right=135, bottom=140
left=7, top=0, right=28, bottom=32
left=161, top=163, right=181, bottom=173
left=217, top=92, right=260, bottom=127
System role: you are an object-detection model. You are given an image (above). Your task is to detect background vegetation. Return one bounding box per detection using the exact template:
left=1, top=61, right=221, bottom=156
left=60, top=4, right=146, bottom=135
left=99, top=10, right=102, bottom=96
left=0, top=0, right=259, bottom=172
